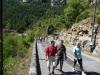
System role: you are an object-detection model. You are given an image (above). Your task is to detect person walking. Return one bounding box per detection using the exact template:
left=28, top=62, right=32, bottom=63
left=73, top=42, right=86, bottom=75
left=54, top=40, right=67, bottom=73
left=44, top=40, right=57, bottom=75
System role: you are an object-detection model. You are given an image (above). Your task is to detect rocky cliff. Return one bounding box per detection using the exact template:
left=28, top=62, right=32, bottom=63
left=58, top=17, right=100, bottom=56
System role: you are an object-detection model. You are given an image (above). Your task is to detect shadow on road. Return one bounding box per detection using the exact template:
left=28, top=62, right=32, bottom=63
left=54, top=71, right=100, bottom=75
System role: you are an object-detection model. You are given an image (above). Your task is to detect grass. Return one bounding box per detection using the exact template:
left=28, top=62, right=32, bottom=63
left=14, top=44, right=33, bottom=75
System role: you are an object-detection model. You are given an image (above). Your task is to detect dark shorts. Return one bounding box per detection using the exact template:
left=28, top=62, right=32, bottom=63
left=56, top=56, right=64, bottom=61
left=74, top=58, right=82, bottom=66
left=55, top=56, right=64, bottom=67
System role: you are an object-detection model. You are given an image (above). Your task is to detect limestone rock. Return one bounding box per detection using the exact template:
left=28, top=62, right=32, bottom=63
left=58, top=18, right=100, bottom=56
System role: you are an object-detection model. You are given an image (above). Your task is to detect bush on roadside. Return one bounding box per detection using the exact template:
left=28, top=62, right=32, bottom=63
left=3, top=56, right=16, bottom=75
left=3, top=33, right=32, bottom=75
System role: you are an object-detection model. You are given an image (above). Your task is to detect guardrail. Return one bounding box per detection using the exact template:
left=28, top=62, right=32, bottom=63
left=29, top=39, right=41, bottom=75
left=35, top=40, right=41, bottom=75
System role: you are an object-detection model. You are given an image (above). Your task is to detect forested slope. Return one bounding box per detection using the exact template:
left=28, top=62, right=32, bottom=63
left=3, top=0, right=100, bottom=75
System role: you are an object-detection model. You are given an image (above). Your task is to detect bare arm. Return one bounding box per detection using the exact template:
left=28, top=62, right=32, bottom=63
left=44, top=47, right=49, bottom=60
left=64, top=46, right=67, bottom=59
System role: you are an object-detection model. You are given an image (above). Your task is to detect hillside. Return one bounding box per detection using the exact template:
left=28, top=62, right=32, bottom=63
left=59, top=17, right=100, bottom=57
left=3, top=0, right=100, bottom=75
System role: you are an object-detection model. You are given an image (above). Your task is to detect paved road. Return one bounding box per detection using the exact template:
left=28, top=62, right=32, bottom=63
left=37, top=41, right=75, bottom=75
left=36, top=41, right=100, bottom=75
left=66, top=47, right=100, bottom=74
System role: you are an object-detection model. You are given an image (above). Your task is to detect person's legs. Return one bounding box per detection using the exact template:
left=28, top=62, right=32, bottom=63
left=47, top=57, right=51, bottom=74
left=73, top=59, right=77, bottom=71
left=60, top=60, right=63, bottom=71
left=78, top=59, right=86, bottom=75
left=78, top=59, right=83, bottom=71
left=52, top=63, right=55, bottom=74
left=52, top=56, right=56, bottom=74
left=59, top=57, right=63, bottom=71
left=54, top=56, right=60, bottom=69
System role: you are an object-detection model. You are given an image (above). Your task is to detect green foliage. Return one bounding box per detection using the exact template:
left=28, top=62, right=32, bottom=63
left=3, top=0, right=100, bottom=75
left=96, top=14, right=100, bottom=24
left=3, top=56, right=16, bottom=75
left=3, top=1, right=65, bottom=33
left=68, top=0, right=80, bottom=7
left=33, top=16, right=65, bottom=35
left=4, top=34, right=32, bottom=57
left=3, top=33, right=33, bottom=75
left=76, top=10, right=90, bottom=22
left=45, top=7, right=64, bottom=18
left=4, top=0, right=97, bottom=33
left=64, top=0, right=88, bottom=27
left=3, top=2, right=50, bottom=33
left=3, top=35, right=18, bottom=58
left=97, top=4, right=100, bottom=11
left=25, top=30, right=35, bottom=43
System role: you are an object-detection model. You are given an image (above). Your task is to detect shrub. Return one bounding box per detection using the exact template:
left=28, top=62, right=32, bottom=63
left=3, top=35, right=18, bottom=58
left=96, top=12, right=100, bottom=24
left=76, top=10, right=90, bottom=22
left=26, top=30, right=35, bottom=43
left=3, top=56, right=16, bottom=75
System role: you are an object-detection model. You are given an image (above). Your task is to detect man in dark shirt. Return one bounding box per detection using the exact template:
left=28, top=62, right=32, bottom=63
left=54, top=40, right=67, bottom=73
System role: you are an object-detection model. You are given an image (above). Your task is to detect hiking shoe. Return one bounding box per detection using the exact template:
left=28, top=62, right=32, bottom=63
left=51, top=71, right=54, bottom=74
left=82, top=71, right=86, bottom=75
left=48, top=71, right=51, bottom=75
left=72, top=68, right=75, bottom=72
left=60, top=70, right=64, bottom=74
left=59, top=69, right=64, bottom=72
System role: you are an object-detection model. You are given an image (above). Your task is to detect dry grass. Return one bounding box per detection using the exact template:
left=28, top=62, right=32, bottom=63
left=13, top=46, right=32, bottom=75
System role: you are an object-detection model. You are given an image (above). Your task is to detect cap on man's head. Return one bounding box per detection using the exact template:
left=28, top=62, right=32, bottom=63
left=61, top=40, right=64, bottom=43
left=51, top=40, right=55, bottom=44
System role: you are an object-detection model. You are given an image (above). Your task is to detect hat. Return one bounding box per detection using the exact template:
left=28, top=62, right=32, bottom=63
left=51, top=40, right=55, bottom=44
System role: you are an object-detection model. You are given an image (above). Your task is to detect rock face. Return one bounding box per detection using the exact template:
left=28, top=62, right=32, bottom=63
left=58, top=18, right=100, bottom=56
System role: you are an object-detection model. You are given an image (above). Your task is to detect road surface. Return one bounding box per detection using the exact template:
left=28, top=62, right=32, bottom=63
left=36, top=40, right=100, bottom=75
left=66, top=47, right=100, bottom=74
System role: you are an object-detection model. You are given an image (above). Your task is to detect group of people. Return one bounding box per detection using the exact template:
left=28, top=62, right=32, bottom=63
left=44, top=40, right=86, bottom=75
